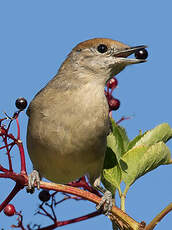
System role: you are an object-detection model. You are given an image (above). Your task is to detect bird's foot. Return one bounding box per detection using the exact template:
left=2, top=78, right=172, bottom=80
left=96, top=190, right=113, bottom=215
left=26, top=169, right=40, bottom=194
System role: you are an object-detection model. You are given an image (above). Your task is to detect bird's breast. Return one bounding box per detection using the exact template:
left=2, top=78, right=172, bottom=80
left=27, top=82, right=109, bottom=183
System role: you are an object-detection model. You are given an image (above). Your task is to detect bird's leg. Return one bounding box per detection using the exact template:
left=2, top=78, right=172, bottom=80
left=93, top=177, right=113, bottom=215
left=26, top=169, right=41, bottom=193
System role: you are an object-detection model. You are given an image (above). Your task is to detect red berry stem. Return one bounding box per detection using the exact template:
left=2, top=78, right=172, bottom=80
left=0, top=116, right=27, bottom=175
left=68, top=176, right=101, bottom=196
left=57, top=211, right=101, bottom=227
left=37, top=211, right=101, bottom=230
left=0, top=164, right=9, bottom=173
left=116, top=116, right=131, bottom=125
left=15, top=117, right=27, bottom=174
left=0, top=142, right=15, bottom=151
left=17, top=139, right=27, bottom=175
left=2, top=131, right=13, bottom=172
left=11, top=212, right=25, bottom=229
left=0, top=183, right=22, bottom=213
left=0, top=114, right=27, bottom=215
left=16, top=115, right=20, bottom=140
left=55, top=194, right=82, bottom=205
left=38, top=203, right=56, bottom=222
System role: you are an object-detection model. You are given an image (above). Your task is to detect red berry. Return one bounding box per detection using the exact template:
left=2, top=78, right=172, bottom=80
left=106, top=77, right=118, bottom=89
left=108, top=98, right=120, bottom=111
left=39, top=190, right=50, bottom=202
left=4, top=204, right=16, bottom=216
left=135, top=48, right=148, bottom=59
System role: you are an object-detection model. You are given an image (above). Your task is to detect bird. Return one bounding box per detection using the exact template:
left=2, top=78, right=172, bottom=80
left=26, top=38, right=147, bottom=214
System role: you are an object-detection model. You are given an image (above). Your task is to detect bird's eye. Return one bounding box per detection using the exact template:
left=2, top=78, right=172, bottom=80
left=97, top=44, right=108, bottom=53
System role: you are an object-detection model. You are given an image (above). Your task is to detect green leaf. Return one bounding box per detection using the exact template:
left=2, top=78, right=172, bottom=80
left=103, top=119, right=130, bottom=194
left=121, top=145, right=149, bottom=188
left=103, top=122, right=172, bottom=196
left=117, top=125, right=130, bottom=153
left=121, top=142, right=171, bottom=190
left=107, top=119, right=129, bottom=162
left=102, top=147, right=122, bottom=194
left=134, top=123, right=172, bottom=147
left=127, top=131, right=145, bottom=151
left=136, top=141, right=171, bottom=177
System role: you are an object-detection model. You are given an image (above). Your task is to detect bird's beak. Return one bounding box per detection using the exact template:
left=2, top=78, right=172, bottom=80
left=114, top=45, right=147, bottom=64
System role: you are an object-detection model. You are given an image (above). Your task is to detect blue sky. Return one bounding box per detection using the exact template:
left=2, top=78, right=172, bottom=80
left=0, top=1, right=172, bottom=229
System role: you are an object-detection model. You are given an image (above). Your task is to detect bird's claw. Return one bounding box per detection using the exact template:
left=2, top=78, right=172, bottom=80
left=96, top=190, right=113, bottom=215
left=26, top=170, right=40, bottom=193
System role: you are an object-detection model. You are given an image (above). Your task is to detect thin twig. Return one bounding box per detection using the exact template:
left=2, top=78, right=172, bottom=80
left=3, top=132, right=13, bottom=171
left=0, top=183, right=23, bottom=212
left=0, top=164, right=9, bottom=172
left=116, top=116, right=131, bottom=125
left=44, top=195, right=57, bottom=221
left=145, top=202, right=172, bottom=230
left=37, top=204, right=56, bottom=222
left=0, top=142, right=15, bottom=150
left=11, top=212, right=26, bottom=230
left=16, top=116, right=20, bottom=140
left=15, top=116, right=27, bottom=174
left=16, top=139, right=27, bottom=174
left=36, top=210, right=101, bottom=230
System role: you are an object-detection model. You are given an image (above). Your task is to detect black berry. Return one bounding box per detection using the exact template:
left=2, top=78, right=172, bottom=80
left=135, top=48, right=148, bottom=60
left=39, top=190, right=50, bottom=202
left=106, top=77, right=118, bottom=89
left=4, top=204, right=16, bottom=216
left=97, top=44, right=108, bottom=53
left=15, top=97, right=28, bottom=110
left=108, top=97, right=120, bottom=111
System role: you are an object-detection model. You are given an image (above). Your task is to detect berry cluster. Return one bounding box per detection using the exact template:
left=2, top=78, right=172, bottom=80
left=105, top=77, right=120, bottom=112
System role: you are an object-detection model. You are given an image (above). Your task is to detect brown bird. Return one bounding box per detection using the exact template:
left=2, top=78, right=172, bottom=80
left=26, top=38, right=146, bottom=213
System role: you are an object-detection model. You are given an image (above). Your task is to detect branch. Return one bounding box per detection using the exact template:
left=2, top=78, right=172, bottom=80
left=145, top=202, right=172, bottom=230
left=0, top=170, right=143, bottom=230
left=39, top=180, right=142, bottom=230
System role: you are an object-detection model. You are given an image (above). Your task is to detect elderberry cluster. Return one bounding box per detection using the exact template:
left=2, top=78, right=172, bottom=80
left=105, top=78, right=120, bottom=112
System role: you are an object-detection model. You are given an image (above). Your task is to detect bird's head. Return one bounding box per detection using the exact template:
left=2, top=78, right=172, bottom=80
left=59, top=38, right=147, bottom=84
